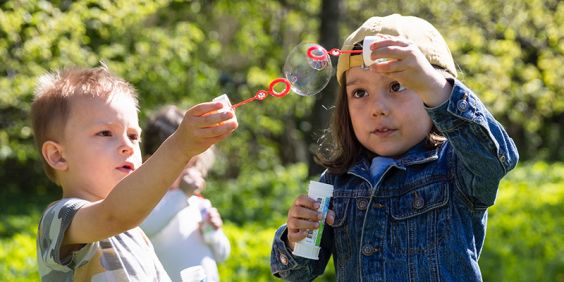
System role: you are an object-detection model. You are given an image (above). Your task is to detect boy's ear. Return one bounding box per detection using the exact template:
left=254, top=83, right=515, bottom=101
left=42, top=141, right=68, bottom=171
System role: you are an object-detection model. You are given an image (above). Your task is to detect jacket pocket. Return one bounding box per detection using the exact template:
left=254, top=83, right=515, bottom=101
left=329, top=194, right=352, bottom=270
left=389, top=183, right=450, bottom=254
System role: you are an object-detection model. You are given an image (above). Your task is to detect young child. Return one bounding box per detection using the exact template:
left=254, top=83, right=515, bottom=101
left=32, top=65, right=237, bottom=281
left=270, top=14, right=518, bottom=281
left=140, top=105, right=230, bottom=282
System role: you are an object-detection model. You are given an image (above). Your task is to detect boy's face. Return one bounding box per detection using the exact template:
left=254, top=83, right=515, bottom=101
left=345, top=67, right=432, bottom=158
left=59, top=93, right=142, bottom=199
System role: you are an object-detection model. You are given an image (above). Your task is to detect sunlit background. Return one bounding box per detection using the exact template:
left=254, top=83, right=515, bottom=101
left=1, top=0, right=562, bottom=281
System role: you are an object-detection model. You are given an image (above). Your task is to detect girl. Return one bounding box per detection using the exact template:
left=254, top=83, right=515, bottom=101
left=270, top=14, right=518, bottom=282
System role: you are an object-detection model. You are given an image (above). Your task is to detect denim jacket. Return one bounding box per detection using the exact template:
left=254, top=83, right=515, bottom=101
left=270, top=79, right=519, bottom=282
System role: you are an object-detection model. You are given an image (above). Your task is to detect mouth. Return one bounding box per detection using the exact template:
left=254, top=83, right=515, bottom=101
left=371, top=127, right=396, bottom=136
left=116, top=162, right=135, bottom=173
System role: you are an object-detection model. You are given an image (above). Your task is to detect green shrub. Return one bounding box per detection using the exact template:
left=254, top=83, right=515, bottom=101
left=219, top=223, right=336, bottom=281
left=480, top=162, right=564, bottom=282
left=1, top=162, right=562, bottom=281
left=0, top=214, right=39, bottom=282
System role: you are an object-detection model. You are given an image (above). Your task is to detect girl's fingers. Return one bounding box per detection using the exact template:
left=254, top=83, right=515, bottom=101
left=287, top=218, right=320, bottom=231
left=325, top=209, right=335, bottom=225
left=287, top=229, right=308, bottom=243
left=293, top=195, right=320, bottom=210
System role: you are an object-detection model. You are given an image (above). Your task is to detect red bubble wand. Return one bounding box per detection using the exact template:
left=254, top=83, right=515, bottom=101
left=231, top=78, right=292, bottom=109
left=229, top=46, right=359, bottom=109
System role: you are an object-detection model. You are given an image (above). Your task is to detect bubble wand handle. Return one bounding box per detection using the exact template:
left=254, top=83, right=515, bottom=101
left=307, top=46, right=362, bottom=62
left=231, top=78, right=291, bottom=110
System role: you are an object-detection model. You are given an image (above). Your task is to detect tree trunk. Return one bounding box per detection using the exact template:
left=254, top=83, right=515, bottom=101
left=306, top=0, right=342, bottom=177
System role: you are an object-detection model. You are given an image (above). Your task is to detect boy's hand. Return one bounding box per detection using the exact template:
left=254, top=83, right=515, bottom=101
left=285, top=195, right=335, bottom=250
left=368, top=35, right=452, bottom=107
left=176, top=102, right=238, bottom=156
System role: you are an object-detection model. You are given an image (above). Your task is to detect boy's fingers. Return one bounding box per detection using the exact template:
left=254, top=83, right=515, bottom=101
left=198, top=120, right=238, bottom=138
left=195, top=111, right=235, bottom=128
left=187, top=102, right=225, bottom=116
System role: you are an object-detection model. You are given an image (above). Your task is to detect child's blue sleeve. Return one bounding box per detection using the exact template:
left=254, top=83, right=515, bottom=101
left=426, top=79, right=519, bottom=208
left=270, top=224, right=332, bottom=280
left=270, top=173, right=334, bottom=280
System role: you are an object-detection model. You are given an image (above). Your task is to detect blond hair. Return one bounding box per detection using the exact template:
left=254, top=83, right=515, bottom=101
left=30, top=64, right=138, bottom=184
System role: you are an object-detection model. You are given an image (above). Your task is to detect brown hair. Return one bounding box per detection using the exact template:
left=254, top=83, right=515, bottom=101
left=31, top=64, right=138, bottom=184
left=315, top=70, right=447, bottom=174
left=143, top=105, right=216, bottom=176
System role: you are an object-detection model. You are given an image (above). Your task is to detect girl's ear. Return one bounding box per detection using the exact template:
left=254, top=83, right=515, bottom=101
left=42, top=141, right=68, bottom=171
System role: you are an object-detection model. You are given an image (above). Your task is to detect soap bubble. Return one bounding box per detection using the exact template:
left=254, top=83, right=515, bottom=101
left=283, top=43, right=333, bottom=96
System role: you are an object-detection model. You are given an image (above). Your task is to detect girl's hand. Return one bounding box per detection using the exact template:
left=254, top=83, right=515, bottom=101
left=368, top=35, right=452, bottom=107
left=285, top=195, right=335, bottom=250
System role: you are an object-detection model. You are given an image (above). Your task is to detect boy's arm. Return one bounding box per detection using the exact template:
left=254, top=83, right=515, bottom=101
left=64, top=103, right=237, bottom=247
left=140, top=189, right=189, bottom=237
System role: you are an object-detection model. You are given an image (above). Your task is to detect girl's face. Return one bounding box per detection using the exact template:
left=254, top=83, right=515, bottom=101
left=345, top=67, right=433, bottom=158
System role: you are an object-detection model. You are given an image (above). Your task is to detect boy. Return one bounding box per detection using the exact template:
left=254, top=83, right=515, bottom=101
left=32, top=65, right=237, bottom=281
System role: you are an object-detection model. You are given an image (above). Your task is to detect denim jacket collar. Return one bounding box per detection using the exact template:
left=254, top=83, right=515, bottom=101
left=348, top=140, right=440, bottom=187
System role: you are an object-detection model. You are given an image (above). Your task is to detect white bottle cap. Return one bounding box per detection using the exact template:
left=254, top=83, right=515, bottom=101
left=212, top=94, right=232, bottom=113
left=363, top=36, right=390, bottom=66
left=212, top=93, right=237, bottom=123
left=293, top=243, right=321, bottom=260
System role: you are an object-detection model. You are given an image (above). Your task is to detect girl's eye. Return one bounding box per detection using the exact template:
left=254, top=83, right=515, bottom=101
left=390, top=81, right=406, bottom=93
left=96, top=130, right=112, bottom=137
left=352, top=89, right=368, bottom=98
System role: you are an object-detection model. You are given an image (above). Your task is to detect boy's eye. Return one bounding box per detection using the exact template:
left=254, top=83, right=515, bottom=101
left=128, top=134, right=140, bottom=143
left=96, top=130, right=112, bottom=137
left=352, top=89, right=368, bottom=98
left=390, top=81, right=406, bottom=93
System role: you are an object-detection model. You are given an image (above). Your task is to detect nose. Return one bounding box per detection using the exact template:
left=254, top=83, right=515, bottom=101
left=371, top=93, right=389, bottom=117
left=119, top=136, right=135, bottom=156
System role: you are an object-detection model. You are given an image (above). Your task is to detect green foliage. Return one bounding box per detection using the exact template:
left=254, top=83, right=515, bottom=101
left=219, top=223, right=275, bottom=281
left=480, top=162, right=564, bottom=282
left=0, top=0, right=562, bottom=281
left=204, top=163, right=310, bottom=225
left=0, top=162, right=562, bottom=281
left=219, top=223, right=336, bottom=281
left=0, top=214, right=39, bottom=282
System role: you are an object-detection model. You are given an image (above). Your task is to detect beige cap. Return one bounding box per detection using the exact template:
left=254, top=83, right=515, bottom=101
left=336, top=14, right=457, bottom=85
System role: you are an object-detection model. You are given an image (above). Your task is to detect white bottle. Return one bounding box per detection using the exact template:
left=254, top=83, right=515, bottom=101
left=199, top=198, right=218, bottom=244
left=292, top=181, right=334, bottom=260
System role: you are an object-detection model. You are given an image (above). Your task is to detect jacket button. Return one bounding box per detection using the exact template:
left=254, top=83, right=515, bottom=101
left=457, top=99, right=468, bottom=112
left=357, top=199, right=368, bottom=210
left=361, top=244, right=379, bottom=256
left=413, top=196, right=425, bottom=209
left=280, top=254, right=289, bottom=265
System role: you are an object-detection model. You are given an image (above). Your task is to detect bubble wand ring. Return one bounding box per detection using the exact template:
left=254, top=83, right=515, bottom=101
left=231, top=78, right=291, bottom=109
left=307, top=46, right=362, bottom=61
